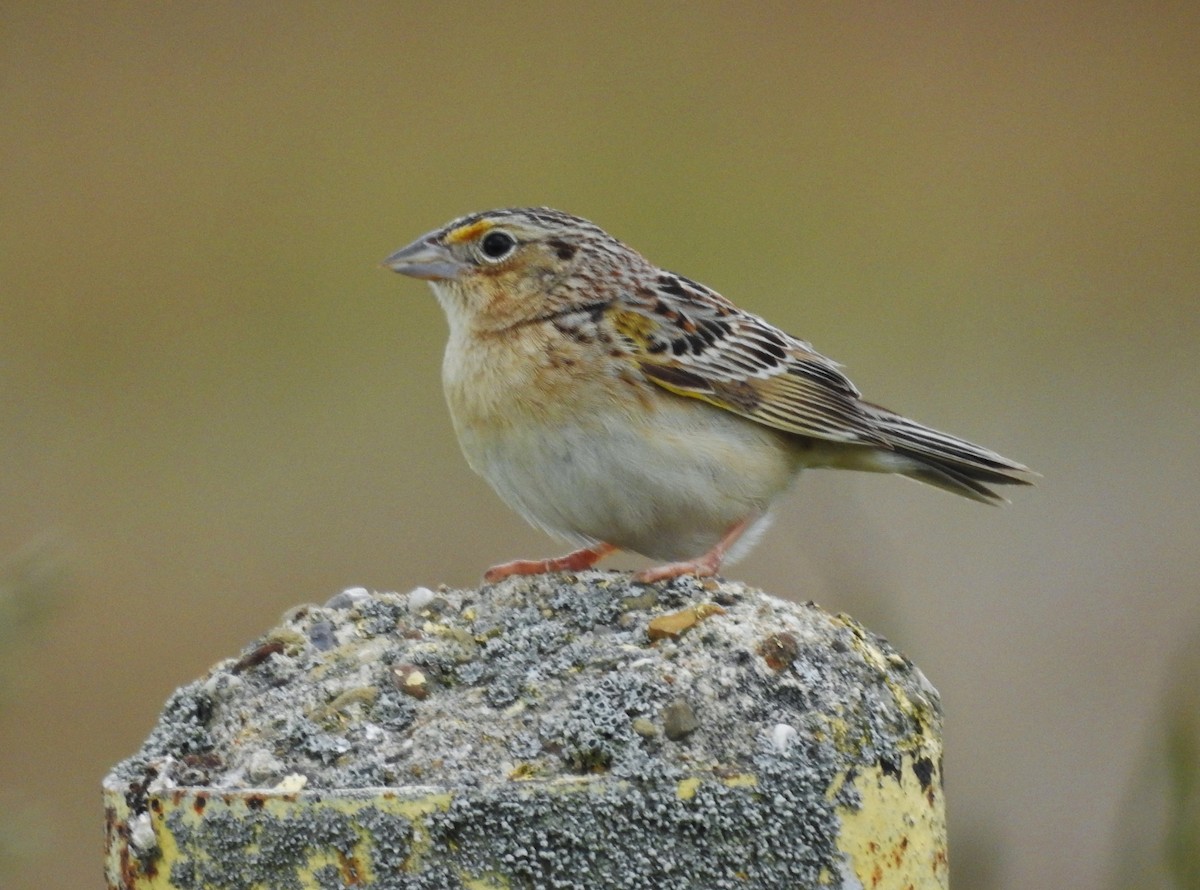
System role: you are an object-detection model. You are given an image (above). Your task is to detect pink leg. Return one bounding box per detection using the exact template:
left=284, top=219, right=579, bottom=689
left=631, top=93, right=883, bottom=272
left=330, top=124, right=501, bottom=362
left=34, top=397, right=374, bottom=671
left=633, top=518, right=753, bottom=584
left=484, top=542, right=617, bottom=583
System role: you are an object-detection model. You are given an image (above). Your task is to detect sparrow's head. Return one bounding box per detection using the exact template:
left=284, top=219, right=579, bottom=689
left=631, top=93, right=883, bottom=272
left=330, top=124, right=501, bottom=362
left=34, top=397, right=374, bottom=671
left=384, top=207, right=644, bottom=330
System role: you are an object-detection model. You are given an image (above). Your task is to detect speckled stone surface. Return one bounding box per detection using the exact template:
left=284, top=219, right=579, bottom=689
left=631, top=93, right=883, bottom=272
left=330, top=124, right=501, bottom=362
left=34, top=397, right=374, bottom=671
left=105, top=573, right=947, bottom=890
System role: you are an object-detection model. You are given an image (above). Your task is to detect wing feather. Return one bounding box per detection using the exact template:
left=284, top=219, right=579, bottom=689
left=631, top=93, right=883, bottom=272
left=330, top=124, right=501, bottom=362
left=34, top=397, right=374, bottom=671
left=610, top=274, right=888, bottom=445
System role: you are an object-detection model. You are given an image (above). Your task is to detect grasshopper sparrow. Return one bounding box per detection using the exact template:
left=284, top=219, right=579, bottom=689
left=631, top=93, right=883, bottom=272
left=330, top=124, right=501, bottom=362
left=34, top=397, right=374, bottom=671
left=385, top=208, right=1033, bottom=583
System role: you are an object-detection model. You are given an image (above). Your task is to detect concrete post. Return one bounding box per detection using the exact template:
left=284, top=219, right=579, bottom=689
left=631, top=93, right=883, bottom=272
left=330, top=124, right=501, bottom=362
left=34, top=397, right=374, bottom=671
left=104, top=574, right=947, bottom=889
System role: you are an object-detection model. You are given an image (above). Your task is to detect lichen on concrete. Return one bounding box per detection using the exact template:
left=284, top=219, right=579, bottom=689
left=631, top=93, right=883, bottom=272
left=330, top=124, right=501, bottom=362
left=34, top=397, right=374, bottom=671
left=105, top=572, right=947, bottom=889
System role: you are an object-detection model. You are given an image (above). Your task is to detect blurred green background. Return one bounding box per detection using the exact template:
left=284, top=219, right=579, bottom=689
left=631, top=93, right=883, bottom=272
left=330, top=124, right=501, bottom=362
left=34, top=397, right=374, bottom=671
left=3, top=3, right=1198, bottom=888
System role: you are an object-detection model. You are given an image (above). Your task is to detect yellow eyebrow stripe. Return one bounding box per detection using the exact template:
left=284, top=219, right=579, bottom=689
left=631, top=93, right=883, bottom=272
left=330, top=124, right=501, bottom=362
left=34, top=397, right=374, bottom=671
left=444, top=220, right=493, bottom=245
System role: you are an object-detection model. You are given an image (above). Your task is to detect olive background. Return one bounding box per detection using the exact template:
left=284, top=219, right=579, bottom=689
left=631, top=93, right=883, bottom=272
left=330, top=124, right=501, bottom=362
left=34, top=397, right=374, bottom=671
left=3, top=4, right=1199, bottom=888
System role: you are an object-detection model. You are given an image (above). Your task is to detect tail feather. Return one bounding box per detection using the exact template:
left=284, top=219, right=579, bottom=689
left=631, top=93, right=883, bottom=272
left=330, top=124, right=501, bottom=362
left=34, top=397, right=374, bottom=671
left=869, top=409, right=1036, bottom=505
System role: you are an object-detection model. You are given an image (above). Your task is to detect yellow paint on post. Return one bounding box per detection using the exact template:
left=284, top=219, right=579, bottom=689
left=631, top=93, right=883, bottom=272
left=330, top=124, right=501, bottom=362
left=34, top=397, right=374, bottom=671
left=103, top=783, right=455, bottom=890
left=676, top=777, right=702, bottom=800
left=106, top=752, right=946, bottom=889
left=834, top=751, right=949, bottom=889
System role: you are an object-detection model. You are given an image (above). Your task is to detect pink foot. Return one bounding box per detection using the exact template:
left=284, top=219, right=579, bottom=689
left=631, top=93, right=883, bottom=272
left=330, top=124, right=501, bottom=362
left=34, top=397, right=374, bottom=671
left=484, top=543, right=616, bottom=583
left=633, top=554, right=721, bottom=584
left=632, top=517, right=753, bottom=584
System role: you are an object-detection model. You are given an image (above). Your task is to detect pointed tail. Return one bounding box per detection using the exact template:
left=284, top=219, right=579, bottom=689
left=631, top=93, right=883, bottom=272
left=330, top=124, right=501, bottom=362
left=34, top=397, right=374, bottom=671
left=864, top=408, right=1036, bottom=504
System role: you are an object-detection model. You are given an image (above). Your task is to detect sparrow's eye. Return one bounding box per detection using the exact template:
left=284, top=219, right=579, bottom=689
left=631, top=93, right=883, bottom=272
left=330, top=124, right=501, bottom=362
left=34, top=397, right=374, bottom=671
left=479, top=230, right=516, bottom=261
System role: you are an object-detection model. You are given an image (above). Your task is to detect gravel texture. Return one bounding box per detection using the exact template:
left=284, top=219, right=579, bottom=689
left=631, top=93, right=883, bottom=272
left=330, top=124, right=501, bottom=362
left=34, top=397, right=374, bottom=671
left=106, top=572, right=943, bottom=889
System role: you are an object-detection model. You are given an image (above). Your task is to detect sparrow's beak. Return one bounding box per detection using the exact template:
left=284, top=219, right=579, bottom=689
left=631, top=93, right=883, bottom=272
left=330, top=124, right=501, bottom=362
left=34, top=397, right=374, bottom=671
left=382, top=235, right=466, bottom=281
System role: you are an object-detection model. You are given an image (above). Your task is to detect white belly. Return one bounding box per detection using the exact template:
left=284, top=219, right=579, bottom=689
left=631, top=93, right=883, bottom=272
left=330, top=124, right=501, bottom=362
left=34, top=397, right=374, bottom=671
left=452, top=392, right=802, bottom=562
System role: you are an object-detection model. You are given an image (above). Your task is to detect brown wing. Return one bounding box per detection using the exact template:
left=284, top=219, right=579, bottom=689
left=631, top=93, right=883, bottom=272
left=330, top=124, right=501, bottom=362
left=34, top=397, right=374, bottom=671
left=609, top=272, right=889, bottom=446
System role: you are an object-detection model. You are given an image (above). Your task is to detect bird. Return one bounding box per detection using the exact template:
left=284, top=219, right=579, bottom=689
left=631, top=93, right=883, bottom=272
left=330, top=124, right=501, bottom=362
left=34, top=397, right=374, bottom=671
left=384, top=207, right=1034, bottom=584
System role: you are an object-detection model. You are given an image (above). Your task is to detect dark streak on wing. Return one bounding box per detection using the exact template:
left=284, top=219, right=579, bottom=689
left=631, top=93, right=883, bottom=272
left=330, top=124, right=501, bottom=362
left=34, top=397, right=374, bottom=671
left=640, top=363, right=711, bottom=392
left=630, top=273, right=892, bottom=444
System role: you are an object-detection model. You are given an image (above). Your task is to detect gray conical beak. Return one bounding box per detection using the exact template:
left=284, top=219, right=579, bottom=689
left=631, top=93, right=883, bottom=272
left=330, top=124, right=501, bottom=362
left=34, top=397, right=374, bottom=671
left=382, top=235, right=466, bottom=281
